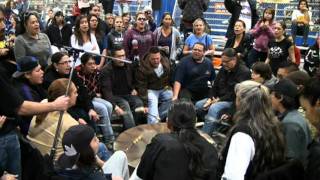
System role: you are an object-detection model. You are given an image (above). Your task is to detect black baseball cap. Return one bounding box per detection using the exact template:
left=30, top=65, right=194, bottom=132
left=12, top=56, right=39, bottom=78
left=271, top=78, right=299, bottom=98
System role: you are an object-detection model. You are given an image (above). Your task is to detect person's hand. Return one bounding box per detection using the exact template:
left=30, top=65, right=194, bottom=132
left=143, top=107, right=148, bottom=114
left=78, top=118, right=87, bottom=125
left=114, top=106, right=125, bottom=116
left=1, top=173, right=18, bottom=180
left=95, top=155, right=105, bottom=168
left=0, top=116, right=7, bottom=129
left=203, top=98, right=213, bottom=110
left=89, top=109, right=99, bottom=122
left=131, top=89, right=138, bottom=96
left=172, top=96, right=178, bottom=101
left=0, top=48, right=9, bottom=56
left=52, top=96, right=70, bottom=111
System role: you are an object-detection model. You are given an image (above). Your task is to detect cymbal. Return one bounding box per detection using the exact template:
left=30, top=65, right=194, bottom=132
left=114, top=123, right=215, bottom=167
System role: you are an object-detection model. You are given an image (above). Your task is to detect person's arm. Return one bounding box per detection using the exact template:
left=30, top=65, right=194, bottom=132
left=205, top=38, right=215, bottom=56
left=222, top=132, right=255, bottom=180
left=172, top=81, right=181, bottom=101
left=224, top=0, right=237, bottom=13
left=18, top=96, right=69, bottom=115
left=203, top=0, right=210, bottom=11
left=288, top=45, right=296, bottom=64
left=135, top=68, right=148, bottom=106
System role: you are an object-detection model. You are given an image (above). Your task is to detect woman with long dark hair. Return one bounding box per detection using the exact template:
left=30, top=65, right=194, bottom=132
left=45, top=11, right=72, bottom=47
left=135, top=101, right=218, bottom=180
left=266, top=21, right=296, bottom=75
left=153, top=12, right=182, bottom=60
left=71, top=15, right=100, bottom=66
left=220, top=80, right=286, bottom=179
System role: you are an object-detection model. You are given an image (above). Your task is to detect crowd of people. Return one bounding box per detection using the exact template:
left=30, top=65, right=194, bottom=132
left=0, top=0, right=320, bottom=179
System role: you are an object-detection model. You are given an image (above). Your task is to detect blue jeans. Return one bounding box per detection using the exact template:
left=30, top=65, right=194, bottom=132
left=97, top=143, right=112, bottom=162
left=147, top=89, right=173, bottom=124
left=92, top=97, right=114, bottom=143
left=0, top=131, right=21, bottom=177
left=196, top=99, right=232, bottom=135
left=291, top=22, right=309, bottom=44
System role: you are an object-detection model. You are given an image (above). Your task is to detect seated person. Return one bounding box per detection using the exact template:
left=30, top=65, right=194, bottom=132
left=271, top=78, right=311, bottom=163
left=12, top=56, right=47, bottom=135
left=173, top=42, right=215, bottom=102
left=196, top=48, right=251, bottom=135
left=299, top=77, right=320, bottom=180
left=277, top=61, right=299, bottom=80
left=133, top=101, right=218, bottom=180
left=100, top=47, right=142, bottom=127
left=251, top=62, right=277, bottom=88
left=28, top=78, right=84, bottom=160
left=76, top=53, right=115, bottom=143
left=44, top=52, right=99, bottom=131
left=291, top=0, right=312, bottom=46
left=135, top=47, right=173, bottom=124
left=55, top=125, right=129, bottom=180
left=220, top=80, right=286, bottom=179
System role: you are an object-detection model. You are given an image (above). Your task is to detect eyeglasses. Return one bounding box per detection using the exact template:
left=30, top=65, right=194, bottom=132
left=90, top=19, right=98, bottom=22
left=192, top=48, right=204, bottom=52
left=58, top=60, right=72, bottom=65
left=137, top=18, right=146, bottom=21
left=145, top=11, right=151, bottom=14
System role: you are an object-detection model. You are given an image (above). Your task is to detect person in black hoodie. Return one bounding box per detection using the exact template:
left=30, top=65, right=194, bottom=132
left=12, top=56, right=47, bottom=136
left=43, top=52, right=99, bottom=129
left=45, top=11, right=73, bottom=48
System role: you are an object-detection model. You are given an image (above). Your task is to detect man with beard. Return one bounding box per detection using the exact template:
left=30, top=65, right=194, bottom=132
left=173, top=42, right=215, bottom=102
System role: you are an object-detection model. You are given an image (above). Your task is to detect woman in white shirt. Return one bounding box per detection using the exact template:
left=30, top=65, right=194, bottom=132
left=219, top=80, right=286, bottom=180
left=291, top=0, right=312, bottom=46
left=71, top=15, right=100, bottom=66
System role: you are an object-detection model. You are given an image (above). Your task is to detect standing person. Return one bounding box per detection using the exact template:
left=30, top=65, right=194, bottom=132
left=104, top=16, right=125, bottom=58
left=89, top=4, right=107, bottom=34
left=88, top=14, right=106, bottom=69
left=123, top=12, right=155, bottom=62
left=224, top=20, right=252, bottom=63
left=247, top=7, right=276, bottom=67
left=291, top=0, right=312, bottom=46
left=178, top=0, right=209, bottom=39
left=153, top=12, right=182, bottom=61
left=45, top=10, right=73, bottom=48
left=266, top=21, right=296, bottom=75
left=219, top=80, right=286, bottom=179
left=143, top=6, right=156, bottom=32
left=182, top=18, right=215, bottom=58
left=100, top=47, right=142, bottom=127
left=135, top=47, right=172, bottom=124
left=71, top=15, right=100, bottom=66
left=224, top=0, right=259, bottom=39
left=135, top=101, right=218, bottom=180
left=304, top=35, right=320, bottom=77
left=299, top=76, right=320, bottom=180
left=173, top=42, right=215, bottom=102
left=105, top=13, right=115, bottom=35
left=122, top=12, right=132, bottom=32
left=14, top=11, right=52, bottom=68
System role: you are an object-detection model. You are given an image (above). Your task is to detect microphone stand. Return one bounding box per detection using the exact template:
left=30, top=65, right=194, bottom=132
left=49, top=47, right=81, bottom=163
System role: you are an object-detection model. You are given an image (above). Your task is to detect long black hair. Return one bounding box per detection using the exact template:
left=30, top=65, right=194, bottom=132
left=168, top=101, right=209, bottom=179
